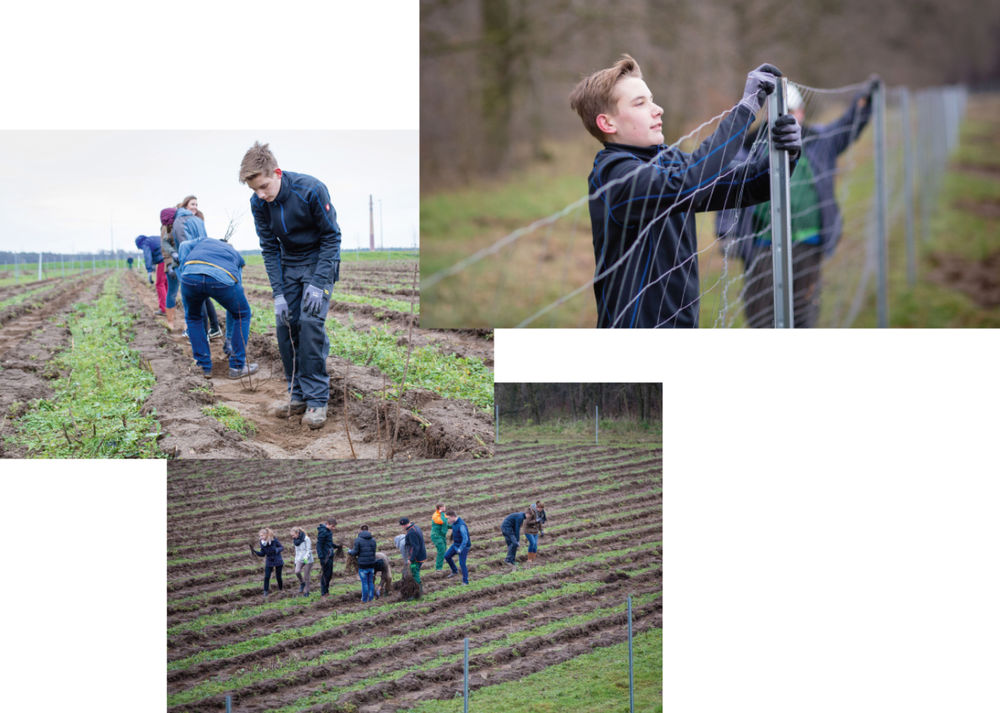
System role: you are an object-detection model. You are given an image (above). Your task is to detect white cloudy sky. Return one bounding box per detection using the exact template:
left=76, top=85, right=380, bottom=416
left=0, top=130, right=418, bottom=254
left=0, top=1, right=418, bottom=256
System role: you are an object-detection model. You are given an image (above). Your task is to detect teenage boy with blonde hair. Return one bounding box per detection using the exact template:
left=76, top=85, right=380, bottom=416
left=240, top=142, right=342, bottom=428
left=569, top=55, right=802, bottom=328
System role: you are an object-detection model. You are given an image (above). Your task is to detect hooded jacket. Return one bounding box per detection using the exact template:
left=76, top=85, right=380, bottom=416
left=349, top=530, right=378, bottom=567
left=252, top=538, right=284, bottom=567
left=293, top=532, right=313, bottom=565
left=251, top=170, right=342, bottom=294
left=178, top=237, right=245, bottom=285
left=716, top=92, right=872, bottom=262
left=524, top=506, right=545, bottom=535
left=134, top=235, right=164, bottom=271
left=501, top=512, right=526, bottom=540
left=316, top=523, right=335, bottom=561
left=403, top=524, right=427, bottom=563
left=588, top=101, right=794, bottom=328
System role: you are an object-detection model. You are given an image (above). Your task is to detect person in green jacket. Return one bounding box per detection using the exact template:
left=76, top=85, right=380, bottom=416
left=430, top=503, right=450, bottom=572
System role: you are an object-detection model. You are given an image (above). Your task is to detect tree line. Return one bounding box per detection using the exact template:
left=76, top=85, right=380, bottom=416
left=421, top=0, right=1000, bottom=189
left=495, top=383, right=662, bottom=423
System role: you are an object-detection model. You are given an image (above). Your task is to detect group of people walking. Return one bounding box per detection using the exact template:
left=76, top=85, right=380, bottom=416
left=249, top=501, right=547, bottom=601
left=131, top=143, right=342, bottom=429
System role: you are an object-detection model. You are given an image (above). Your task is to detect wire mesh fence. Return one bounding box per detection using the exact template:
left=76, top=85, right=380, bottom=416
left=0, top=251, right=141, bottom=283
left=421, top=81, right=969, bottom=328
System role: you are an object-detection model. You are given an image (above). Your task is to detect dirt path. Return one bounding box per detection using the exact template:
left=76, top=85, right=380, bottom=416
left=123, top=272, right=490, bottom=459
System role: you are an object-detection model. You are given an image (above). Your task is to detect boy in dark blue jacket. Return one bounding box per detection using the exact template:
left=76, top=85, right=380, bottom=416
left=316, top=517, right=339, bottom=596
left=134, top=234, right=167, bottom=314
left=443, top=509, right=472, bottom=584
left=569, top=55, right=802, bottom=327
left=500, top=511, right=526, bottom=569
left=240, top=142, right=342, bottom=428
left=399, top=517, right=427, bottom=595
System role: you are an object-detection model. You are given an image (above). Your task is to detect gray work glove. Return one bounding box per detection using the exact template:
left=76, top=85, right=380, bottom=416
left=147, top=271, right=154, bottom=284
left=771, top=114, right=802, bottom=157
left=302, top=283, right=329, bottom=317
left=740, top=63, right=782, bottom=111
left=274, top=293, right=289, bottom=324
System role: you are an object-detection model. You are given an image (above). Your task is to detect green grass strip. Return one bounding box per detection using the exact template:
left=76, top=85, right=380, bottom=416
left=0, top=282, right=61, bottom=310
left=399, top=628, right=662, bottom=713
left=263, top=592, right=661, bottom=713
left=9, top=273, right=163, bottom=457
left=169, top=565, right=660, bottom=706
left=202, top=404, right=257, bottom=437
left=330, top=289, right=415, bottom=314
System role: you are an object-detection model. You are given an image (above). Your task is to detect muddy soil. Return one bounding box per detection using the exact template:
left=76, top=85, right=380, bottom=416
left=926, top=250, right=1000, bottom=308
left=123, top=271, right=491, bottom=459
left=166, top=445, right=662, bottom=711
left=0, top=272, right=108, bottom=457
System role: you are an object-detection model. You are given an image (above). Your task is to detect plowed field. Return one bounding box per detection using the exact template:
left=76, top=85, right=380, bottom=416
left=167, top=443, right=662, bottom=712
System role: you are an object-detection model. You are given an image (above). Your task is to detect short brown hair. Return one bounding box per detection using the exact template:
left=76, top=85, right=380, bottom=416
left=239, top=142, right=278, bottom=184
left=569, top=54, right=643, bottom=142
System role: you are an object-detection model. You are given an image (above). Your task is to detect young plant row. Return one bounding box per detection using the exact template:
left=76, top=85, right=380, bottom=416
left=9, top=273, right=164, bottom=457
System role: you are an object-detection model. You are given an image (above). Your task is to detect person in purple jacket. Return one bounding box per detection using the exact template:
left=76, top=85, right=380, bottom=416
left=250, top=527, right=284, bottom=598
left=239, top=142, right=342, bottom=430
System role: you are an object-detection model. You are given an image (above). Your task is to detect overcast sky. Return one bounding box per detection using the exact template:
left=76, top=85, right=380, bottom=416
left=0, top=130, right=417, bottom=255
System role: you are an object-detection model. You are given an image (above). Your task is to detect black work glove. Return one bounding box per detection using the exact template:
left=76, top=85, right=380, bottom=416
left=771, top=114, right=801, bottom=158
left=741, top=63, right=782, bottom=111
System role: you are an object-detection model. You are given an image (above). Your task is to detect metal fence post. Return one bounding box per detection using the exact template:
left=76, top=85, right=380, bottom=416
left=628, top=594, right=634, bottom=713
left=768, top=77, right=794, bottom=328
left=900, top=88, right=916, bottom=286
left=225, top=694, right=232, bottom=713
left=873, top=79, right=889, bottom=327
left=494, top=403, right=499, bottom=445
left=595, top=404, right=599, bottom=445
left=37, top=253, right=42, bottom=281
left=464, top=637, right=470, bottom=713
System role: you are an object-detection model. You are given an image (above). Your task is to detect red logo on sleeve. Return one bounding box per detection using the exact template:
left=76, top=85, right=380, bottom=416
left=325, top=203, right=330, bottom=211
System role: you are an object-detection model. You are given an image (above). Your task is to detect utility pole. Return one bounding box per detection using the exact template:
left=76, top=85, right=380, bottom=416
left=369, top=195, right=375, bottom=251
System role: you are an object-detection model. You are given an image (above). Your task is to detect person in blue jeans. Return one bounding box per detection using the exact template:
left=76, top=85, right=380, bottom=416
left=501, top=511, right=526, bottom=570
left=348, top=525, right=378, bottom=603
left=240, top=142, right=342, bottom=430
left=173, top=196, right=224, bottom=340
left=443, top=508, right=471, bottom=584
left=523, top=501, right=546, bottom=565
left=177, top=236, right=258, bottom=379
left=250, top=527, right=284, bottom=598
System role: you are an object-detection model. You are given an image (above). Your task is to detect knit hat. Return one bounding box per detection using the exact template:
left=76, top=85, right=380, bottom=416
left=399, top=517, right=410, bottom=526
left=160, top=207, right=177, bottom=226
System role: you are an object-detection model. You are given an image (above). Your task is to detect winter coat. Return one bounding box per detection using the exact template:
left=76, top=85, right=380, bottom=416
left=587, top=101, right=794, bottom=328
left=172, top=207, right=209, bottom=244
left=430, top=510, right=450, bottom=540
left=403, top=524, right=427, bottom=563
left=293, top=533, right=314, bottom=565
left=316, top=523, right=335, bottom=561
left=251, top=170, right=342, bottom=294
left=134, top=235, right=164, bottom=271
left=524, top=506, right=545, bottom=535
left=349, top=530, right=378, bottom=567
left=501, top=512, right=525, bottom=540
left=716, top=93, right=872, bottom=261
left=252, top=538, right=284, bottom=567
left=450, top=517, right=471, bottom=551
left=178, top=237, right=246, bottom=285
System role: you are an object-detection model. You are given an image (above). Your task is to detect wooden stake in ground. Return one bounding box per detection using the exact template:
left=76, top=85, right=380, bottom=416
left=389, top=262, right=419, bottom=460
left=342, top=365, right=357, bottom=459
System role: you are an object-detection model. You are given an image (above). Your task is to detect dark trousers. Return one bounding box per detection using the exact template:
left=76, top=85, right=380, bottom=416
left=264, top=564, right=283, bottom=592
left=275, top=262, right=332, bottom=407
left=320, top=556, right=334, bottom=595
left=743, top=242, right=825, bottom=328
left=181, top=274, right=252, bottom=370
left=502, top=527, right=519, bottom=564
left=444, top=545, right=470, bottom=583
